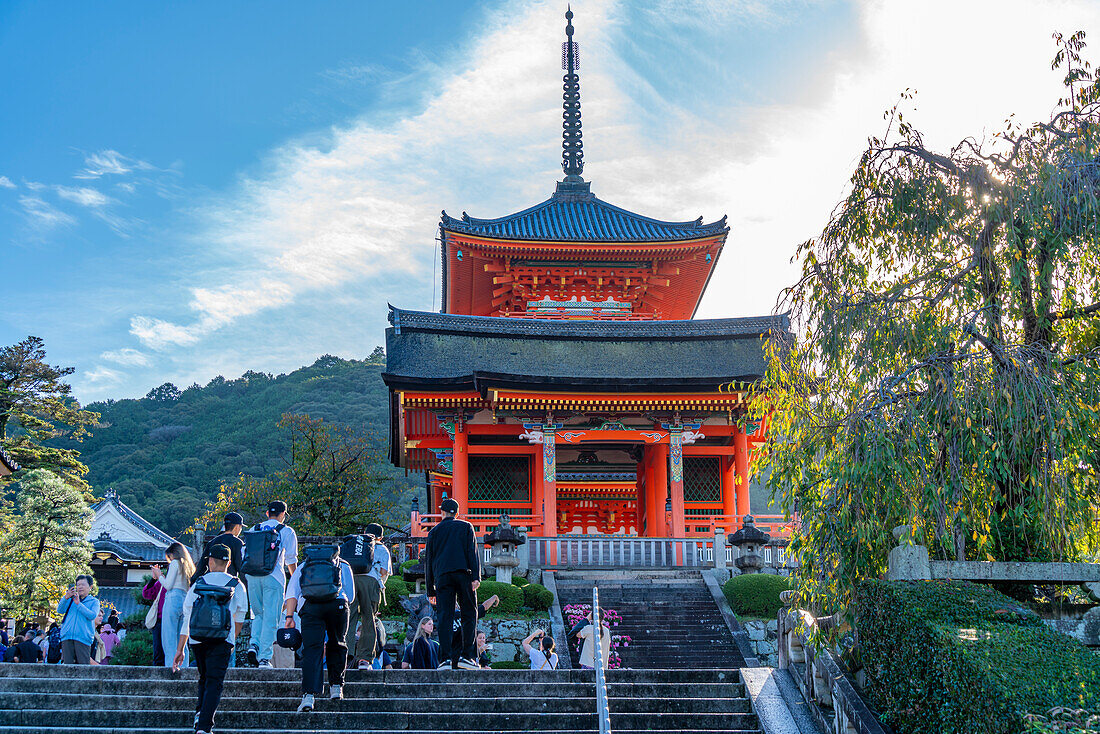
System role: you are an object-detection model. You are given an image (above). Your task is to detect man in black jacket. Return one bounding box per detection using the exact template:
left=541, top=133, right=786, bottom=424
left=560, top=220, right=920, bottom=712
left=425, top=497, right=481, bottom=670
left=196, top=512, right=246, bottom=580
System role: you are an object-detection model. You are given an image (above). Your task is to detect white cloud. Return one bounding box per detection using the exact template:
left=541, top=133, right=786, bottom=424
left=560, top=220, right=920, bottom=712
left=128, top=0, right=1100, bottom=358
left=0, top=176, right=15, bottom=189
left=56, top=185, right=112, bottom=207
left=75, top=149, right=153, bottom=179
left=100, top=348, right=152, bottom=367
left=23, top=181, right=45, bottom=191
left=19, top=196, right=75, bottom=228
left=84, top=366, right=125, bottom=385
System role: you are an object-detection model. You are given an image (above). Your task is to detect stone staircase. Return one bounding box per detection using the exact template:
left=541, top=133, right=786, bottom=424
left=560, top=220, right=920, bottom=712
left=0, top=663, right=761, bottom=733
left=554, top=570, right=746, bottom=669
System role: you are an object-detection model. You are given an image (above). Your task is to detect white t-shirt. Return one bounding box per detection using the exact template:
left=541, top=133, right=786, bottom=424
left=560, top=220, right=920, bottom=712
left=366, top=543, right=392, bottom=583
left=577, top=624, right=612, bottom=669
left=528, top=646, right=560, bottom=670
left=180, top=572, right=248, bottom=646
left=245, top=519, right=298, bottom=585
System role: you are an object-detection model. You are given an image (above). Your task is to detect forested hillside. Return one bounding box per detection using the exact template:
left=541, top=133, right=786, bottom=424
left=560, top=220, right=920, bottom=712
left=60, top=351, right=418, bottom=538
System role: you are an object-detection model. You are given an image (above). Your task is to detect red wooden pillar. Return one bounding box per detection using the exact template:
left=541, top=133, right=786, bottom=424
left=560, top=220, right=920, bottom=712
left=452, top=427, right=469, bottom=512
left=652, top=444, right=669, bottom=538
left=734, top=428, right=750, bottom=519
left=533, top=447, right=545, bottom=536
left=635, top=458, right=646, bottom=536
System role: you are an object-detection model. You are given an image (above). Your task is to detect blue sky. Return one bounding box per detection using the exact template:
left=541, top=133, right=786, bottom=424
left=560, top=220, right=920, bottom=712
left=3, top=0, right=1099, bottom=402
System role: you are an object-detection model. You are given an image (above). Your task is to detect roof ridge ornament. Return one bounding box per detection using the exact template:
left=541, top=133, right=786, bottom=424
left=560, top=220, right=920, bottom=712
left=560, top=7, right=585, bottom=186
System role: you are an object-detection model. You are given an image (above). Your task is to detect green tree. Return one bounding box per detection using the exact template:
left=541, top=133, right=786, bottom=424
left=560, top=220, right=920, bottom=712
left=197, top=414, right=401, bottom=536
left=758, top=32, right=1100, bottom=614
left=0, top=469, right=93, bottom=621
left=0, top=337, right=100, bottom=489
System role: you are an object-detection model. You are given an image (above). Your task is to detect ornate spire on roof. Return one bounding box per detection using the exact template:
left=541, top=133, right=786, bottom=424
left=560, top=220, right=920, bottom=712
left=561, top=6, right=584, bottom=181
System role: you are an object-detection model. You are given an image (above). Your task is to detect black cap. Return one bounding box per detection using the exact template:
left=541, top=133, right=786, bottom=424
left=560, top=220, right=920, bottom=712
left=440, top=498, right=460, bottom=514
left=208, top=544, right=231, bottom=562
left=223, top=512, right=244, bottom=527
left=365, top=523, right=384, bottom=538
left=276, top=627, right=302, bottom=650
left=267, top=500, right=288, bottom=516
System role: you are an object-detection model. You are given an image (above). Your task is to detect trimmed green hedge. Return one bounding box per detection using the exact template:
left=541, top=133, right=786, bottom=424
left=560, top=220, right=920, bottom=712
left=382, top=576, right=409, bottom=616
left=522, top=583, right=553, bottom=611
left=490, top=660, right=528, bottom=669
left=399, top=559, right=418, bottom=573
left=722, top=573, right=791, bottom=618
left=854, top=580, right=1100, bottom=734
left=477, top=580, right=524, bottom=613
left=109, top=628, right=153, bottom=666
left=511, top=576, right=529, bottom=587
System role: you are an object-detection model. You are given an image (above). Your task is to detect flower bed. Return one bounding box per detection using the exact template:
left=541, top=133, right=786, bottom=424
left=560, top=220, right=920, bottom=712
left=562, top=603, right=632, bottom=669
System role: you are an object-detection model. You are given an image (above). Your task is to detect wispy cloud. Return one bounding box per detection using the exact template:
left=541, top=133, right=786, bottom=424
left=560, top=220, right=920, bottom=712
left=56, top=185, right=112, bottom=207
left=84, top=366, right=125, bottom=385
left=0, top=176, right=15, bottom=189
left=23, top=181, right=45, bottom=191
left=19, top=196, right=75, bottom=228
left=320, top=63, right=388, bottom=84
left=74, top=149, right=153, bottom=179
left=100, top=348, right=152, bottom=367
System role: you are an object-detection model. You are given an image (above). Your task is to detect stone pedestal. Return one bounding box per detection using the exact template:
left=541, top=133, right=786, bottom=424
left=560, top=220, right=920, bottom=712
left=886, top=525, right=931, bottom=581
left=729, top=515, right=770, bottom=575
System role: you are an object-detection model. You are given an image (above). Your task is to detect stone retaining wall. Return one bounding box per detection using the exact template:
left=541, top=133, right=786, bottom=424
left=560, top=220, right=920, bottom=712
left=740, top=619, right=779, bottom=666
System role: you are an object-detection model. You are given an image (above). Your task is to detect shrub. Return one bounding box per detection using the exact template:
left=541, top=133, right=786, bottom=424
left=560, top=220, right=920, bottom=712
left=854, top=580, right=1100, bottom=734
left=477, top=580, right=523, bottom=613
left=722, top=573, right=791, bottom=618
left=399, top=559, right=418, bottom=573
left=511, top=576, right=529, bottom=587
left=382, top=576, right=410, bottom=616
left=522, top=583, right=553, bottom=611
left=121, top=611, right=147, bottom=629
left=109, top=628, right=153, bottom=666
left=490, top=660, right=527, bottom=669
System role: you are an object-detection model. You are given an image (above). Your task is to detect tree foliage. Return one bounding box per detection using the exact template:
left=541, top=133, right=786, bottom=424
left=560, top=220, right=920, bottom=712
left=0, top=337, right=100, bottom=489
left=756, top=32, right=1100, bottom=614
left=0, top=469, right=93, bottom=621
left=197, top=413, right=401, bottom=537
left=53, top=353, right=414, bottom=536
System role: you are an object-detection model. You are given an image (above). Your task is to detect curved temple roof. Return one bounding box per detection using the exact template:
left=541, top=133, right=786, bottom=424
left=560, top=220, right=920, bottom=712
left=441, top=189, right=729, bottom=244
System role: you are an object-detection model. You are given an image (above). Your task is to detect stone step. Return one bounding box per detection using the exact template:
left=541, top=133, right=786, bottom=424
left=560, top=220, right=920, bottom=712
left=2, top=729, right=763, bottom=734
left=0, top=709, right=758, bottom=730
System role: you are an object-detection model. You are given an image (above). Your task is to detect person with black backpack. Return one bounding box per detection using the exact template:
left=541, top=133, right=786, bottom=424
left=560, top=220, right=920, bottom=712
left=173, top=544, right=247, bottom=734
left=282, top=544, right=355, bottom=713
left=340, top=522, right=391, bottom=670
left=195, top=512, right=246, bottom=580
left=240, top=501, right=298, bottom=669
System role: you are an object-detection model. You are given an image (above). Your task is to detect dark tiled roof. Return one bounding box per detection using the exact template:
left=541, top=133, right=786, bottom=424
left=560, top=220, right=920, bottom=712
left=95, top=586, right=144, bottom=621
left=92, top=538, right=168, bottom=562
left=0, top=445, right=18, bottom=473
left=383, top=307, right=788, bottom=389
left=90, top=488, right=175, bottom=546
left=441, top=189, right=728, bottom=243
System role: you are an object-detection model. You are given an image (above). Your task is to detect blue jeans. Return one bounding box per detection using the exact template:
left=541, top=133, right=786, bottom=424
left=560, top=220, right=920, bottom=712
left=246, top=574, right=284, bottom=663
left=161, top=588, right=188, bottom=668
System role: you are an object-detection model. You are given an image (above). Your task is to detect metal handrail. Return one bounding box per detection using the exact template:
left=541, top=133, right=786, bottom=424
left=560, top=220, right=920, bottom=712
left=592, top=585, right=612, bottom=734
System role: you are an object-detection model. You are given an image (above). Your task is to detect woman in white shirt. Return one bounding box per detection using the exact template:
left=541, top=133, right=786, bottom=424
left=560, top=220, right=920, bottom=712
left=522, top=628, right=559, bottom=670
left=159, top=542, right=196, bottom=668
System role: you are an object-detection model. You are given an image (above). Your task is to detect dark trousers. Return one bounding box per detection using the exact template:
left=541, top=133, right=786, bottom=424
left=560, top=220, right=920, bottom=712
left=194, top=640, right=233, bottom=733
left=300, top=598, right=350, bottom=695
left=151, top=618, right=165, bottom=667
left=60, top=640, right=91, bottom=664
left=436, top=571, right=476, bottom=665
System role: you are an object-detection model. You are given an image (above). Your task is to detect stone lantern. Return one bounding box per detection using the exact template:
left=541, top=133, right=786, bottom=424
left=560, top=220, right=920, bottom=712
left=402, top=551, right=428, bottom=594
left=483, top=514, right=526, bottom=584
left=729, top=514, right=770, bottom=575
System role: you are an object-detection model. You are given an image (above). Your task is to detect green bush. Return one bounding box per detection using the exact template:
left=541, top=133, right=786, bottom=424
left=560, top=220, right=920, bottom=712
left=490, top=660, right=527, bottom=669
left=121, top=611, right=147, bottom=629
left=399, top=559, right=418, bottom=573
left=854, top=580, right=1100, bottom=734
left=109, top=628, right=153, bottom=666
left=522, top=583, right=553, bottom=611
left=511, top=576, right=529, bottom=587
left=382, top=576, right=410, bottom=616
left=722, top=573, right=791, bottom=618
left=477, top=580, right=523, bottom=613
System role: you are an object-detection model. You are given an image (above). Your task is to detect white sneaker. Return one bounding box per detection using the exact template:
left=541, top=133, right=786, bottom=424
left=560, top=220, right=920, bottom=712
left=437, top=661, right=452, bottom=670
left=329, top=684, right=343, bottom=700
left=258, top=659, right=274, bottom=669
left=458, top=657, right=480, bottom=670
left=357, top=660, right=371, bottom=670
left=297, top=694, right=314, bottom=712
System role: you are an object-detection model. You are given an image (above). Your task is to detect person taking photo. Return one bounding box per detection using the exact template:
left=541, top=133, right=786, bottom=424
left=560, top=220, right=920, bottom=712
left=55, top=574, right=99, bottom=664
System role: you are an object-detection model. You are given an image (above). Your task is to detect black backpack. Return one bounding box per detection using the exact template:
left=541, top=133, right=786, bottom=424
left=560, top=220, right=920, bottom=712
left=339, top=534, right=376, bottom=575
left=188, top=578, right=240, bottom=643
left=300, top=545, right=341, bottom=602
left=240, top=523, right=285, bottom=576
left=46, top=627, right=62, bottom=664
